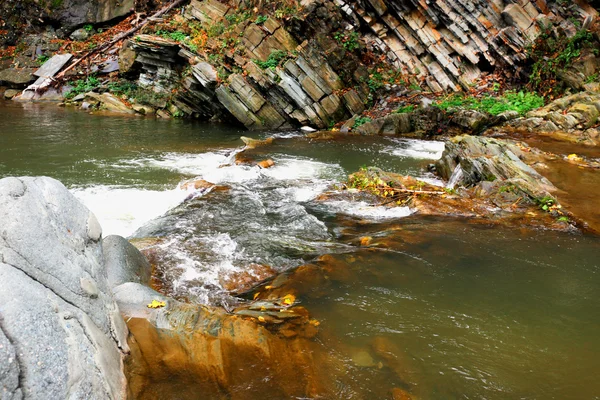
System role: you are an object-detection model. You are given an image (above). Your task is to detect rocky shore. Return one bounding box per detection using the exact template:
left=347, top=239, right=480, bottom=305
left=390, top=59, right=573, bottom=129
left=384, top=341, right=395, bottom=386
left=1, top=0, right=600, bottom=399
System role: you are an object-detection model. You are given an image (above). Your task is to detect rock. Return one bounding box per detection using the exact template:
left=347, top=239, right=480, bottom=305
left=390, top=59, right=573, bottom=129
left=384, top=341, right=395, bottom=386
left=240, top=136, right=274, bottom=149
left=301, top=126, right=317, bottom=132
left=3, top=89, right=20, bottom=99
left=436, top=135, right=556, bottom=200
left=391, top=388, right=414, bottom=400
left=70, top=28, right=92, bottom=41
left=132, top=104, right=155, bottom=115
left=452, top=110, right=490, bottom=133
left=0, top=68, right=35, bottom=88
left=51, top=0, right=135, bottom=30
left=156, top=109, right=171, bottom=119
left=102, top=235, right=152, bottom=288
left=569, top=103, right=599, bottom=128
left=257, top=159, right=275, bottom=169
left=84, top=92, right=135, bottom=114
left=118, top=41, right=139, bottom=76
left=112, top=282, right=169, bottom=320
left=0, top=177, right=128, bottom=399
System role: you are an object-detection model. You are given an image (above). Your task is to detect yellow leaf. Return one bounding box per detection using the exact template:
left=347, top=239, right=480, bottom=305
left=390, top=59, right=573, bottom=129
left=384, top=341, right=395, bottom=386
left=309, top=319, right=320, bottom=326
left=258, top=316, right=265, bottom=322
left=147, top=300, right=166, bottom=309
left=253, top=292, right=260, bottom=300
left=265, top=285, right=273, bottom=289
left=282, top=294, right=296, bottom=306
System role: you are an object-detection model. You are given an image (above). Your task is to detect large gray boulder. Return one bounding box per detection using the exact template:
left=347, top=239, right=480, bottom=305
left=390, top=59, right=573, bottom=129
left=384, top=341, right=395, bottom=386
left=0, top=177, right=129, bottom=399
left=51, top=0, right=135, bottom=31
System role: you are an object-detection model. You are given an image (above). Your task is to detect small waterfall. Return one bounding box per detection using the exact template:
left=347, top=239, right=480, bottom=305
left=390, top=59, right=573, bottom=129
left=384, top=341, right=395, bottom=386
left=446, top=165, right=464, bottom=189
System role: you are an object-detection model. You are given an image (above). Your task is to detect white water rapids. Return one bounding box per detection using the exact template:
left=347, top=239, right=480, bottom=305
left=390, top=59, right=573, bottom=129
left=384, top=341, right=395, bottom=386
left=70, top=137, right=446, bottom=303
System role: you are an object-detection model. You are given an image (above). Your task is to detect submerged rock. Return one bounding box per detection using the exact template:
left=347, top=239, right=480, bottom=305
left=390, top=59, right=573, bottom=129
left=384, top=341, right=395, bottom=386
left=0, top=177, right=128, bottom=399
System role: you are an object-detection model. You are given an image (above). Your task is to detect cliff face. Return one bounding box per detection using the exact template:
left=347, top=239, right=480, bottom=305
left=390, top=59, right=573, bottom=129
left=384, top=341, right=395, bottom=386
left=122, top=0, right=596, bottom=129
left=341, top=0, right=597, bottom=91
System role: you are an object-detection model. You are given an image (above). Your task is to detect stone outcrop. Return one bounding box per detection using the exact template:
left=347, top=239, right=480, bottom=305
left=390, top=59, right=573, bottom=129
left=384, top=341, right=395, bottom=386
left=0, top=177, right=129, bottom=399
left=45, top=0, right=135, bottom=30
left=506, top=90, right=600, bottom=145
left=436, top=135, right=556, bottom=201
left=338, top=0, right=597, bottom=92
left=119, top=0, right=596, bottom=130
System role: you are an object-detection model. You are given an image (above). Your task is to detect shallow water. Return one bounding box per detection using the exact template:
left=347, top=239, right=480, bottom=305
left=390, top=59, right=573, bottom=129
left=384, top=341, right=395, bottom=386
left=1, top=100, right=599, bottom=399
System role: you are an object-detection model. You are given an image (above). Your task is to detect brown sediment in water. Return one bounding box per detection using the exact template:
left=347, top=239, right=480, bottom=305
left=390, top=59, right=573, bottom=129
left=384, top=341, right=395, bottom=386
left=124, top=305, right=346, bottom=400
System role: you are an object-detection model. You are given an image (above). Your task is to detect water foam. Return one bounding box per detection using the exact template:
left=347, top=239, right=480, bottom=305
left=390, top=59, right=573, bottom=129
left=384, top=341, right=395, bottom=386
left=72, top=185, right=191, bottom=237
left=385, top=138, right=446, bottom=160
left=322, top=200, right=413, bottom=219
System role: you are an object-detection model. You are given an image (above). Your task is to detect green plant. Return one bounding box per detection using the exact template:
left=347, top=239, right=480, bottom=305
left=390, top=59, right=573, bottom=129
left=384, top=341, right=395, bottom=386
left=527, top=24, right=595, bottom=94
left=395, top=105, right=415, bottom=114
left=254, top=50, right=289, bottom=70
left=255, top=15, right=268, bottom=25
left=434, top=91, right=544, bottom=115
left=155, top=30, right=187, bottom=42
left=64, top=76, right=101, bottom=99
left=334, top=31, right=360, bottom=51
left=36, top=54, right=50, bottom=65
left=206, top=22, right=225, bottom=37
left=537, top=196, right=556, bottom=211
left=367, top=72, right=384, bottom=92
left=353, top=116, right=371, bottom=128
left=585, top=73, right=598, bottom=84
left=83, top=24, right=93, bottom=32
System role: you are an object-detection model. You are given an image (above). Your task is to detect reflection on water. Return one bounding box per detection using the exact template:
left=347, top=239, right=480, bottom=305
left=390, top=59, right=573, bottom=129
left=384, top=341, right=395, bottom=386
left=1, top=100, right=599, bottom=399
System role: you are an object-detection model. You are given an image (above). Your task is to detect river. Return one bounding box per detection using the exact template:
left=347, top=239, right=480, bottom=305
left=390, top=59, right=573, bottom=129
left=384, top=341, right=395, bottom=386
left=1, top=100, right=599, bottom=399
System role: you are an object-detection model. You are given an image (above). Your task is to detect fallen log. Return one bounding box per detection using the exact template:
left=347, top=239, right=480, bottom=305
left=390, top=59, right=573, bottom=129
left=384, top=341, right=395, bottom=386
left=55, top=0, right=187, bottom=80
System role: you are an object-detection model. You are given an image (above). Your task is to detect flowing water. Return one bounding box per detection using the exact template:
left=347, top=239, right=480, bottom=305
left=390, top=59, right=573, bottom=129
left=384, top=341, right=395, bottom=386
left=1, top=100, right=599, bottom=399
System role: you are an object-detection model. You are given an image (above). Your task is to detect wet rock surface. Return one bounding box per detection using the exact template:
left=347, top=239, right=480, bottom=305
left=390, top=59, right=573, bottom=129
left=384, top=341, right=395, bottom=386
left=0, top=177, right=129, bottom=399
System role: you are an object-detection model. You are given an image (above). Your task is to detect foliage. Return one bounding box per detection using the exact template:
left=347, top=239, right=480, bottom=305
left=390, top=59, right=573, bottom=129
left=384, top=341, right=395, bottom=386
left=255, top=15, right=268, bottom=25
left=434, top=91, right=544, bottom=115
left=367, top=72, right=384, bottom=92
left=527, top=24, right=595, bottom=95
left=334, top=30, right=360, bottom=51
left=537, top=196, right=556, bottom=211
left=83, top=24, right=93, bottom=32
left=353, top=116, right=371, bottom=128
left=395, top=105, right=415, bottom=114
left=155, top=29, right=187, bottom=42
left=254, top=50, right=290, bottom=70
left=36, top=54, right=49, bottom=65
left=64, top=76, right=100, bottom=99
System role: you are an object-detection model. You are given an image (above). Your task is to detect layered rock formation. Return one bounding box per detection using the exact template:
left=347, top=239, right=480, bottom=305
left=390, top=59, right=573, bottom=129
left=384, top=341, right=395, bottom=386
left=340, top=0, right=597, bottom=91
left=118, top=0, right=596, bottom=129
left=0, top=177, right=129, bottom=399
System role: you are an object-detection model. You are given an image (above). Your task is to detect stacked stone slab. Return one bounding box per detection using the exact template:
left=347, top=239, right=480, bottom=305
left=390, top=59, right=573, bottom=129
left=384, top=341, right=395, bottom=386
left=337, top=0, right=597, bottom=91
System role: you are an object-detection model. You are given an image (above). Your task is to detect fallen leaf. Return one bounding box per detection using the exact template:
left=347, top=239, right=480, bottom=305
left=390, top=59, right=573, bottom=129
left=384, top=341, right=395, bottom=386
left=282, top=294, right=296, bottom=306
left=147, top=300, right=166, bottom=309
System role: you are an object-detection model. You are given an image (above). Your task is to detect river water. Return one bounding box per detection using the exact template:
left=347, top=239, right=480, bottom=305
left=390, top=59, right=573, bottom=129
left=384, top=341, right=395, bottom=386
left=1, top=100, right=599, bottom=399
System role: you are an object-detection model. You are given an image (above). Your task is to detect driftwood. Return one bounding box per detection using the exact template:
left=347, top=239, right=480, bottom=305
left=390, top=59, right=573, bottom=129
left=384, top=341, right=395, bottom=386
left=378, top=187, right=448, bottom=206
left=56, top=0, right=186, bottom=80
